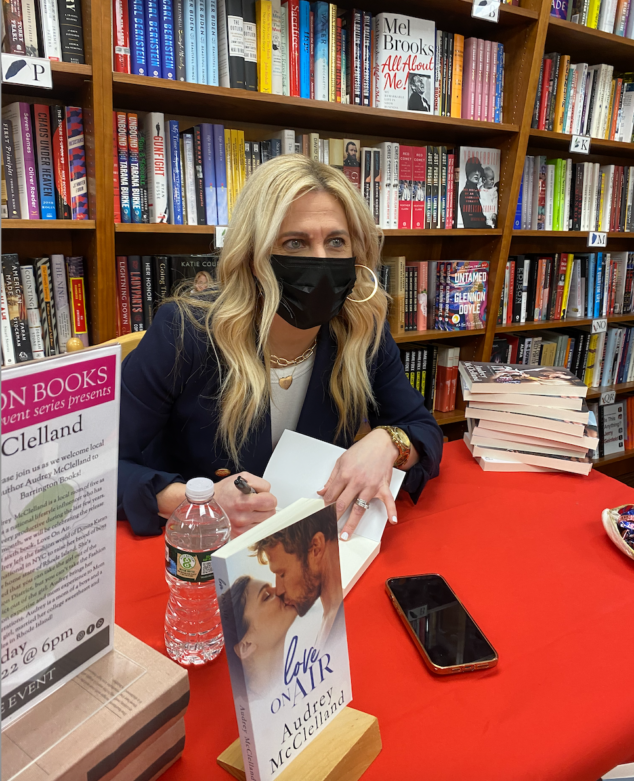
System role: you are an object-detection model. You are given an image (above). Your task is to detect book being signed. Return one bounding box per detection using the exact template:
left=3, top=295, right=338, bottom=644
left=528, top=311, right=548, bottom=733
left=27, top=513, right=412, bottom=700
left=213, top=499, right=352, bottom=781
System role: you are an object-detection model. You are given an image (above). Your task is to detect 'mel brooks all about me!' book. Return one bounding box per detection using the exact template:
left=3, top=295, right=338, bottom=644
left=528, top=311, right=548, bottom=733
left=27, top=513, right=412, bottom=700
left=212, top=499, right=352, bottom=781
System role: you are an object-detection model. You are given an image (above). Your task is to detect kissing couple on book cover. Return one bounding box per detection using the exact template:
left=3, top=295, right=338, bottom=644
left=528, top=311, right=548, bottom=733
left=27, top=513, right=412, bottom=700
left=213, top=500, right=352, bottom=781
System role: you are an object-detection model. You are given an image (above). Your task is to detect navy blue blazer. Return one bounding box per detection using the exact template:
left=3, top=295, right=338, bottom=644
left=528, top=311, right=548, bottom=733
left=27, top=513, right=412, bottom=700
left=118, top=303, right=443, bottom=535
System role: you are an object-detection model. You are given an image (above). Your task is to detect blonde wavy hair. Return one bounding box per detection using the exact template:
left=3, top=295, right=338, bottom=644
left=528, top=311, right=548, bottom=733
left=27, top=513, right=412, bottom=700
left=171, top=153, right=388, bottom=466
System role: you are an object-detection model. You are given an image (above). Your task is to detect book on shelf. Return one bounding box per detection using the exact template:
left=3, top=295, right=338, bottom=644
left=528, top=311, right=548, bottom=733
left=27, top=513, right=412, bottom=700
left=532, top=55, right=634, bottom=142
left=461, top=361, right=596, bottom=474
left=551, top=0, right=634, bottom=38
left=0, top=253, right=90, bottom=366
left=456, top=147, right=500, bottom=230
left=399, top=343, right=459, bottom=413
left=1, top=0, right=85, bottom=61
left=497, top=252, right=634, bottom=327
left=1, top=102, right=89, bottom=221
left=109, top=1, right=506, bottom=122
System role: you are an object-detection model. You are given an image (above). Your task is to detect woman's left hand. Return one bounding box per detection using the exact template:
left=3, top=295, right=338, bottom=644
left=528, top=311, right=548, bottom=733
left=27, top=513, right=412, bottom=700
left=317, top=429, right=399, bottom=540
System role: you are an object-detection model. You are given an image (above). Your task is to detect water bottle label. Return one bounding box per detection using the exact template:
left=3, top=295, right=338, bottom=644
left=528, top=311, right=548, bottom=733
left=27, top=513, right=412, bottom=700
left=165, top=543, right=215, bottom=583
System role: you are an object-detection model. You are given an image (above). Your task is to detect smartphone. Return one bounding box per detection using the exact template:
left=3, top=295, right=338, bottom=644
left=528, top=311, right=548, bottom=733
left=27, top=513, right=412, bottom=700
left=386, top=574, right=498, bottom=675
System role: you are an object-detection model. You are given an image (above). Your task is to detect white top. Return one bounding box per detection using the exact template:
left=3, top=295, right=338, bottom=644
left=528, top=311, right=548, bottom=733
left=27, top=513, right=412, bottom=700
left=270, top=353, right=315, bottom=449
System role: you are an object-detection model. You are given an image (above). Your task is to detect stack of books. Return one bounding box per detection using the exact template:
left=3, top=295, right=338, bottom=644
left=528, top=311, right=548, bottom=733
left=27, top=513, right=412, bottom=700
left=551, top=0, right=634, bottom=38
left=460, top=360, right=597, bottom=474
left=113, top=1, right=507, bottom=121
left=497, top=251, right=634, bottom=326
left=532, top=55, right=634, bottom=142
left=515, top=156, right=634, bottom=232
left=1, top=253, right=89, bottom=365
left=2, top=102, right=90, bottom=221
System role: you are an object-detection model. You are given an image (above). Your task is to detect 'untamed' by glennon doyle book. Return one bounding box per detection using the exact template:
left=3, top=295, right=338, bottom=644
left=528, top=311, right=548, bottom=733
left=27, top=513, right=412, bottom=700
left=212, top=499, right=352, bottom=781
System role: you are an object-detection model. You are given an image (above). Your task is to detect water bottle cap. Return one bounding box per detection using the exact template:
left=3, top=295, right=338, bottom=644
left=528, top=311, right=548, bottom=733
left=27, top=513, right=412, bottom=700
left=185, top=477, right=215, bottom=502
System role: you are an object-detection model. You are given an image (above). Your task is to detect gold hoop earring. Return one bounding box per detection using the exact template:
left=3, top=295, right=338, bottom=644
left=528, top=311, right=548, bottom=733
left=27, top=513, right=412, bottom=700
left=347, top=264, right=378, bottom=303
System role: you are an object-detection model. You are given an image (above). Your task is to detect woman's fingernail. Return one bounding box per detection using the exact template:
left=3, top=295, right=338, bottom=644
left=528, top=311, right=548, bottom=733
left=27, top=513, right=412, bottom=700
left=390, top=516, right=398, bottom=524
left=340, top=531, right=349, bottom=541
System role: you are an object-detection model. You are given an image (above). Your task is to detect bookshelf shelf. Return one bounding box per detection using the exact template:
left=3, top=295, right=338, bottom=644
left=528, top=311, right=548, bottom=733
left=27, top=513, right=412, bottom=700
left=496, top=314, right=634, bottom=333
left=115, top=224, right=216, bottom=234
left=2, top=220, right=96, bottom=230
left=383, top=229, right=504, bottom=237
left=393, top=328, right=485, bottom=343
left=528, top=130, right=634, bottom=160
left=546, top=17, right=634, bottom=70
left=594, top=448, right=634, bottom=468
left=112, top=74, right=520, bottom=143
left=512, top=230, right=634, bottom=238
left=2, top=62, right=93, bottom=97
left=587, top=381, right=634, bottom=400
left=433, top=410, right=467, bottom=425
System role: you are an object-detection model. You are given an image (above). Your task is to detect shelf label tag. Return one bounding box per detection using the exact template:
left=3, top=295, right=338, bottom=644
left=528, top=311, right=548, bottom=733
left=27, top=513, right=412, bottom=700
left=600, top=390, right=616, bottom=406
left=471, top=0, right=500, bottom=22
left=587, top=231, right=607, bottom=248
left=215, top=226, right=228, bottom=248
left=592, top=318, right=607, bottom=334
left=1, top=53, right=52, bottom=89
left=569, top=134, right=590, bottom=154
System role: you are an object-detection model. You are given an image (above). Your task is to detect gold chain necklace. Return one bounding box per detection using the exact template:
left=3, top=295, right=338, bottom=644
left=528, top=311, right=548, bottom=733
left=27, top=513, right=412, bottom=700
left=270, top=340, right=317, bottom=390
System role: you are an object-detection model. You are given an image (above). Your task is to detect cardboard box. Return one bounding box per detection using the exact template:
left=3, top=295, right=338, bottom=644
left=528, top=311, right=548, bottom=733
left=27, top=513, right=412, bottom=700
left=2, top=626, right=189, bottom=781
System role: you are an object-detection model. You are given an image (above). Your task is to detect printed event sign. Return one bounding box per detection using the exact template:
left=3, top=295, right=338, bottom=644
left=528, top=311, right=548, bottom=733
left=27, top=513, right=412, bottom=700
left=1, top=345, right=120, bottom=727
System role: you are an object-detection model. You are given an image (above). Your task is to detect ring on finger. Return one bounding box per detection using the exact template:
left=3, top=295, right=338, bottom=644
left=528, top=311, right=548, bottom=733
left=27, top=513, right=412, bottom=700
left=354, top=498, right=371, bottom=511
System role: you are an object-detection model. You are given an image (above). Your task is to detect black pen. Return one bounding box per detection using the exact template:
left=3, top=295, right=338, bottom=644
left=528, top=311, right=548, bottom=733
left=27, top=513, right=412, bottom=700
left=234, top=476, right=257, bottom=495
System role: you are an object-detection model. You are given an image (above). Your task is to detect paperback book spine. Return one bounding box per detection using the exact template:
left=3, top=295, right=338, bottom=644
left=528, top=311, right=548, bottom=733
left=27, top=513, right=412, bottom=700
left=57, top=0, right=84, bottom=62
left=152, top=255, right=169, bottom=303
left=193, top=125, right=206, bottom=224
left=207, top=0, right=219, bottom=85
left=0, top=294, right=13, bottom=385
left=196, top=0, right=207, bottom=82
left=361, top=10, right=371, bottom=107
left=138, top=132, right=149, bottom=222
left=65, top=256, right=89, bottom=347
left=9, top=103, right=41, bottom=219
left=255, top=0, right=272, bottom=92
left=112, top=0, right=131, bottom=71
left=167, top=120, right=184, bottom=224
left=146, top=0, right=162, bottom=76
left=200, top=123, right=217, bottom=225
left=284, top=0, right=299, bottom=96
left=130, top=0, right=148, bottom=74
left=127, top=255, right=145, bottom=331
left=299, top=0, right=310, bottom=98
left=3, top=0, right=26, bottom=54
left=128, top=112, right=143, bottom=223
left=183, top=133, right=198, bottom=224
left=160, top=0, right=176, bottom=78
left=184, top=0, right=197, bottom=81
left=112, top=113, right=121, bottom=223
left=22, top=0, right=39, bottom=56
left=328, top=1, right=336, bottom=101
left=243, top=0, right=257, bottom=89
left=213, top=123, right=228, bottom=224
left=32, top=104, right=56, bottom=220
left=144, top=112, right=168, bottom=223
left=20, top=265, right=45, bottom=359
left=116, top=255, right=132, bottom=335
left=398, top=145, right=413, bottom=230
left=173, top=0, right=186, bottom=79
left=65, top=106, right=89, bottom=220
left=271, top=0, right=282, bottom=94
left=313, top=1, right=328, bottom=101
left=35, top=257, right=58, bottom=355
left=2, top=254, right=33, bottom=362
left=117, top=111, right=132, bottom=224
left=141, top=256, right=154, bottom=327
left=50, top=254, right=72, bottom=352
left=2, top=120, right=21, bottom=219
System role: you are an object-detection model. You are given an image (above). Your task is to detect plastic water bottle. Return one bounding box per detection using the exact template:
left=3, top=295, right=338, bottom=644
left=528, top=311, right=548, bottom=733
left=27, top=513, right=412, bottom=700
left=164, top=477, right=231, bottom=666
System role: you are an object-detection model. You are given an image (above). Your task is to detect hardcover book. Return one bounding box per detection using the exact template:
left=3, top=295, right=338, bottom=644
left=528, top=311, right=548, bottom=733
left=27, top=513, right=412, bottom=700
left=459, top=361, right=589, bottom=397
left=144, top=112, right=169, bottom=223
left=212, top=498, right=352, bottom=781
left=129, top=0, right=147, bottom=74
left=442, top=260, right=488, bottom=331
left=1, top=254, right=33, bottom=362
left=372, top=13, right=435, bottom=114
left=65, top=255, right=89, bottom=347
left=57, top=0, right=84, bottom=62
left=65, top=106, right=89, bottom=220
left=32, top=104, right=56, bottom=220
left=456, top=146, right=500, bottom=229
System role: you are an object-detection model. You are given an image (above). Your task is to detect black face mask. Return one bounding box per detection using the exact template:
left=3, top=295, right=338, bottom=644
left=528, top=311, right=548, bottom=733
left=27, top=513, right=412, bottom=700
left=270, top=255, right=357, bottom=330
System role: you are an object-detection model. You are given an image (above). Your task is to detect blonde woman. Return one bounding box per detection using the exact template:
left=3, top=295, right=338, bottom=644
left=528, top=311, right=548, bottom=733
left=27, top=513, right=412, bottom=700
left=118, top=155, right=443, bottom=537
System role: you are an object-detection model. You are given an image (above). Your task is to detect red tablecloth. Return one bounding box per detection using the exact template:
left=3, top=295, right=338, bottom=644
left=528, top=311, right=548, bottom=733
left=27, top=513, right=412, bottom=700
left=115, top=441, right=634, bottom=781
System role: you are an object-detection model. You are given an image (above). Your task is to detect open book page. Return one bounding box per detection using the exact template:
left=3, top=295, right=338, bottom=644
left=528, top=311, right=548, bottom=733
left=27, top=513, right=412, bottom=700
left=263, top=431, right=405, bottom=595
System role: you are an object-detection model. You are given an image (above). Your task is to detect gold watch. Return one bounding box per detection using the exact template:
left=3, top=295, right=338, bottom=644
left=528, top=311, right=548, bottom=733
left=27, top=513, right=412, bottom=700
left=374, top=426, right=411, bottom=468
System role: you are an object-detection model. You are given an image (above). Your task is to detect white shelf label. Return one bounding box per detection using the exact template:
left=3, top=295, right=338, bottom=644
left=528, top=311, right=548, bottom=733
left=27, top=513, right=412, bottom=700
left=472, top=0, right=500, bottom=22
left=587, top=231, right=607, bottom=248
left=592, top=318, right=607, bottom=334
left=600, top=390, right=616, bottom=406
left=569, top=134, right=591, bottom=154
left=215, top=226, right=228, bottom=247
left=1, top=53, right=52, bottom=89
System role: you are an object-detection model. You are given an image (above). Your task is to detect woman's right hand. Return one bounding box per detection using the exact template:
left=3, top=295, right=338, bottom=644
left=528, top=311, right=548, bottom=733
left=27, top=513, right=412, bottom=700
left=212, top=472, right=277, bottom=537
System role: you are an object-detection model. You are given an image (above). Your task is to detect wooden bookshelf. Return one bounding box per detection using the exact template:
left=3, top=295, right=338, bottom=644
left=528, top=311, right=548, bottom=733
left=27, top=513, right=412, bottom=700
left=588, top=381, right=634, bottom=400
left=7, top=0, right=634, bottom=452
left=496, top=314, right=634, bottom=333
